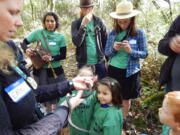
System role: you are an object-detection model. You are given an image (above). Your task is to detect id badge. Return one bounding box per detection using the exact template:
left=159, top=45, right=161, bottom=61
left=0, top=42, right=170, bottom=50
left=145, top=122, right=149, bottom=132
left=129, top=39, right=137, bottom=44
left=48, top=41, right=56, bottom=46
left=5, top=78, right=31, bottom=103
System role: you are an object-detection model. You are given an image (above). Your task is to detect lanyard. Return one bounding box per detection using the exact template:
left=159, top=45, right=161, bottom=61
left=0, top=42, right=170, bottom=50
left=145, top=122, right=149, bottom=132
left=13, top=64, right=27, bottom=79
left=12, top=64, right=37, bottom=90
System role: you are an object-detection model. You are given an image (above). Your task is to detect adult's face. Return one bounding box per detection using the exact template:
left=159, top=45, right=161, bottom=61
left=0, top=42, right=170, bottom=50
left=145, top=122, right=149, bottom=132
left=0, top=0, right=23, bottom=42
left=117, top=18, right=131, bottom=30
left=45, top=15, right=56, bottom=32
left=80, top=6, right=93, bottom=17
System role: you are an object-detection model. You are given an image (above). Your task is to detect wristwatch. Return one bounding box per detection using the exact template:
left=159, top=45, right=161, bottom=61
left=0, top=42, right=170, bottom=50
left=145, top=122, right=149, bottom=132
left=80, top=24, right=86, bottom=30
left=68, top=80, right=74, bottom=90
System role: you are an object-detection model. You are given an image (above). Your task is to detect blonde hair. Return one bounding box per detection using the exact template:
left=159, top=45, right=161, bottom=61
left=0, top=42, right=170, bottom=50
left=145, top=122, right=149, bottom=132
left=77, top=65, right=95, bottom=77
left=0, top=41, right=16, bottom=73
left=166, top=91, right=180, bottom=123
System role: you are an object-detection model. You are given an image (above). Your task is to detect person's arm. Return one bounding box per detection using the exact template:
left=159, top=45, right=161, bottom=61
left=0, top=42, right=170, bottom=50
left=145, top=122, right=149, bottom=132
left=21, top=38, right=30, bottom=53
left=105, top=30, right=117, bottom=57
left=71, top=19, right=87, bottom=47
left=35, top=80, right=73, bottom=103
left=130, top=29, right=148, bottom=59
left=100, top=20, right=107, bottom=50
left=158, top=15, right=180, bottom=56
left=51, top=46, right=66, bottom=61
left=35, top=76, right=94, bottom=103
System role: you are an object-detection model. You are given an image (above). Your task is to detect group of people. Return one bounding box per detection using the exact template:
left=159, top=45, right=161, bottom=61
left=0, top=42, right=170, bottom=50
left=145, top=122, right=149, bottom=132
left=0, top=0, right=180, bottom=135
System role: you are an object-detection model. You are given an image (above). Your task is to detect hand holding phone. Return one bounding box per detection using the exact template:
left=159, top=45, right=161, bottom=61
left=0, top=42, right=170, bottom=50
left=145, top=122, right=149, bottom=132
left=115, top=42, right=124, bottom=46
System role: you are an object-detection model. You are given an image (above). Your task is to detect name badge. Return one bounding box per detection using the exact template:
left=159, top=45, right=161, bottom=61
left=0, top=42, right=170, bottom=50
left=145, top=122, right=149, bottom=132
left=5, top=78, right=31, bottom=103
left=48, top=41, right=56, bottom=46
left=129, top=39, right=137, bottom=44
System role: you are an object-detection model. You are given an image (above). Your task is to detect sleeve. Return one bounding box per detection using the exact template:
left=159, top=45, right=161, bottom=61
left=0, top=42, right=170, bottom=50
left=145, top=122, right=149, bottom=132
left=103, top=110, right=123, bottom=135
left=26, top=29, right=41, bottom=43
left=100, top=20, right=107, bottom=50
left=18, top=106, right=69, bottom=135
left=52, top=47, right=66, bottom=61
left=71, top=19, right=87, bottom=47
left=0, top=93, right=69, bottom=135
left=21, top=38, right=30, bottom=52
left=130, top=29, right=148, bottom=59
left=35, top=80, right=73, bottom=103
left=158, top=15, right=180, bottom=56
left=105, top=30, right=117, bottom=57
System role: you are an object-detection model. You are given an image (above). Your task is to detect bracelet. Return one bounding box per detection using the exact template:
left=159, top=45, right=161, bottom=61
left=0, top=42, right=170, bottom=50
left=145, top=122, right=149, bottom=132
left=80, top=25, right=86, bottom=30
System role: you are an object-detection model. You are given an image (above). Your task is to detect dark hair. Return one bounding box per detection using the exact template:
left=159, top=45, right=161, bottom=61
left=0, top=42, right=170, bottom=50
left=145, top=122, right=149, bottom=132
left=42, top=12, right=60, bottom=30
left=113, top=17, right=138, bottom=37
left=96, top=77, right=123, bottom=108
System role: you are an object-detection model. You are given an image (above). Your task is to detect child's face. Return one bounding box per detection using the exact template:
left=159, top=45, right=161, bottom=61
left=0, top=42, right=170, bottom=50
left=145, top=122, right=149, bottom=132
left=159, top=97, right=175, bottom=128
left=97, top=84, right=112, bottom=105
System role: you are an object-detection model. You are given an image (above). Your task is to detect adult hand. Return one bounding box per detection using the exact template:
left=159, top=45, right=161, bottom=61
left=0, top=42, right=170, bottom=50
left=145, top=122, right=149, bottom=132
left=72, top=76, right=95, bottom=90
left=170, top=35, right=180, bottom=54
left=123, top=40, right=132, bottom=54
left=41, top=55, right=52, bottom=62
left=26, top=48, right=35, bottom=57
left=61, top=90, right=84, bottom=110
left=113, top=42, right=124, bottom=51
left=81, top=13, right=93, bottom=26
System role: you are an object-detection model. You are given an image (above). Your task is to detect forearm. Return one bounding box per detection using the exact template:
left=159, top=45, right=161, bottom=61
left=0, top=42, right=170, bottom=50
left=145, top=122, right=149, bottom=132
left=18, top=106, right=69, bottom=135
left=35, top=80, right=73, bottom=103
left=52, top=47, right=66, bottom=61
left=21, top=38, right=30, bottom=52
left=71, top=23, right=86, bottom=47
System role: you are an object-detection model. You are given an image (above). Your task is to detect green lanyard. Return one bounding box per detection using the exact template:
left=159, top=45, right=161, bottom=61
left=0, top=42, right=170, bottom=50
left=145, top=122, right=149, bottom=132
left=12, top=64, right=27, bottom=80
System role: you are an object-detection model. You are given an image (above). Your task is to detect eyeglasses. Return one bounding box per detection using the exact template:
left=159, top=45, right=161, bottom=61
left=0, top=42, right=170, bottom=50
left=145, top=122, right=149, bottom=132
left=117, top=20, right=130, bottom=25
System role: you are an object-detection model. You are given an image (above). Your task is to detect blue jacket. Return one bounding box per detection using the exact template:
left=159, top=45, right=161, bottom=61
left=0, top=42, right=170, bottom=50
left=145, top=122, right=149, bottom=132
left=105, top=28, right=148, bottom=77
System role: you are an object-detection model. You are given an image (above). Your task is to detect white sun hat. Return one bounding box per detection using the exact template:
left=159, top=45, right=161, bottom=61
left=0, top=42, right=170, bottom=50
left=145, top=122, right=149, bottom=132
left=110, top=0, right=140, bottom=19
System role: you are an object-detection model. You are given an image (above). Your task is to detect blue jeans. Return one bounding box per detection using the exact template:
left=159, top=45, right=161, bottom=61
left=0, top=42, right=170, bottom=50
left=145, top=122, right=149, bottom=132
left=78, top=61, right=107, bottom=79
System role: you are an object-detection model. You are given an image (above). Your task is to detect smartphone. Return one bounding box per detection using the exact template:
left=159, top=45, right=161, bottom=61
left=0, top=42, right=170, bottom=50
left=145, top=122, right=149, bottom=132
left=115, top=42, right=123, bottom=45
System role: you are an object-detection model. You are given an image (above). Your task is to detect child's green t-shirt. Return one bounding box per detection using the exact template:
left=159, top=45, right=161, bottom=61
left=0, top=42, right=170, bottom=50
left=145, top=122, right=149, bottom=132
left=89, top=103, right=123, bottom=135
left=162, top=125, right=170, bottom=135
left=58, top=91, right=97, bottom=135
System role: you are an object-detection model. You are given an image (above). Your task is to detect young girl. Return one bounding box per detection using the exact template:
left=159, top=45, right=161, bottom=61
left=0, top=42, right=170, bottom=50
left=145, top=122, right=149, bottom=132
left=105, top=0, right=148, bottom=121
left=58, top=65, right=95, bottom=135
left=85, top=77, right=123, bottom=135
left=159, top=91, right=180, bottom=135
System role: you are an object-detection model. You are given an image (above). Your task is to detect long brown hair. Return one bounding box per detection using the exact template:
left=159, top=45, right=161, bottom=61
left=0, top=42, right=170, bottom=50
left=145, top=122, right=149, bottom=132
left=113, top=17, right=138, bottom=37
left=96, top=77, right=123, bottom=108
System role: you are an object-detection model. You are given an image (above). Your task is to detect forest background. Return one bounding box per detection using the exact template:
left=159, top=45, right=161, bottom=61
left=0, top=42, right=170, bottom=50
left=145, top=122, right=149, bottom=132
left=13, top=0, right=180, bottom=134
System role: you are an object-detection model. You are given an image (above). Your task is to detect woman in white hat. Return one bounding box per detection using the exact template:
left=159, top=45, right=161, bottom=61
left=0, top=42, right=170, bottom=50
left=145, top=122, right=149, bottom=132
left=105, top=0, right=148, bottom=126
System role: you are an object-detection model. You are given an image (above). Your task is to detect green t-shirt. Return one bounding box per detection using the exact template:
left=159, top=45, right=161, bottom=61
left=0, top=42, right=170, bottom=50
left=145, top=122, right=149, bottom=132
left=89, top=103, right=123, bottom=135
left=86, top=20, right=98, bottom=65
left=26, top=29, right=66, bottom=68
left=58, top=91, right=97, bottom=135
left=109, top=31, right=128, bottom=69
left=162, top=125, right=170, bottom=135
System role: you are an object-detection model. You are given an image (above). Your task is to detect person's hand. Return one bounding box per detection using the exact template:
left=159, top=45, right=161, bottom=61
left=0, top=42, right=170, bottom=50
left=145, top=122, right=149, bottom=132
left=26, top=48, right=35, bottom=57
left=81, top=13, right=93, bottom=26
left=41, top=55, right=52, bottom=62
left=113, top=42, right=124, bottom=51
left=170, top=35, right=180, bottom=54
left=61, top=90, right=84, bottom=110
left=72, top=76, right=95, bottom=90
left=123, top=40, right=131, bottom=54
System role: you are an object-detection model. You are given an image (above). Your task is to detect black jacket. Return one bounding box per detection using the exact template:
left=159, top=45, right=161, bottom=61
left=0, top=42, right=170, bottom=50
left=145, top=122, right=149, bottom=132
left=158, top=15, right=180, bottom=89
left=0, top=41, right=72, bottom=135
left=71, top=15, right=107, bottom=64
